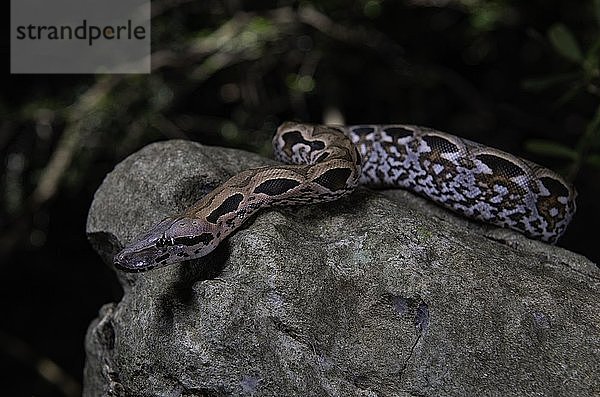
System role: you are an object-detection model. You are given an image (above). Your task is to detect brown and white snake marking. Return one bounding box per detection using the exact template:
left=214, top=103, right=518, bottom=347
left=114, top=122, right=576, bottom=272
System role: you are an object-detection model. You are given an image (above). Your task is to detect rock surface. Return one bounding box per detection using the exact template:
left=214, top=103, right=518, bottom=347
left=85, top=140, right=600, bottom=397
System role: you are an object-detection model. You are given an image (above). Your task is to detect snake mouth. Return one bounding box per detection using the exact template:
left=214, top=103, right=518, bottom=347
left=114, top=261, right=158, bottom=273
left=113, top=255, right=158, bottom=272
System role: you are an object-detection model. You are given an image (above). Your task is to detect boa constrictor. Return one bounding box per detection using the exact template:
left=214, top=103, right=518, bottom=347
left=114, top=122, right=576, bottom=272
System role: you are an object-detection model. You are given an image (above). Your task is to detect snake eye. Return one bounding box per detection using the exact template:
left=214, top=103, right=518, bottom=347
left=156, top=236, right=167, bottom=248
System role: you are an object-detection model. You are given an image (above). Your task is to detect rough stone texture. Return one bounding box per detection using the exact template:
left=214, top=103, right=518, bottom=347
left=85, top=140, right=600, bottom=397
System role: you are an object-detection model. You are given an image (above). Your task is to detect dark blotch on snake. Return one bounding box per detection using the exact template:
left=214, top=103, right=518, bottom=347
left=174, top=232, right=214, bottom=246
left=476, top=154, right=526, bottom=178
left=155, top=253, right=170, bottom=263
left=383, top=126, right=414, bottom=139
left=539, top=176, right=569, bottom=197
left=422, top=135, right=459, bottom=153
left=354, top=147, right=361, bottom=165
left=254, top=178, right=301, bottom=196
left=352, top=126, right=375, bottom=135
left=315, top=152, right=329, bottom=162
left=313, top=168, right=352, bottom=191
left=207, top=193, right=244, bottom=223
left=281, top=130, right=325, bottom=157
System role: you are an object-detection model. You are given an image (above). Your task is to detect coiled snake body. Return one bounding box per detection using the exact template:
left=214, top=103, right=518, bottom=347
left=114, top=122, right=576, bottom=272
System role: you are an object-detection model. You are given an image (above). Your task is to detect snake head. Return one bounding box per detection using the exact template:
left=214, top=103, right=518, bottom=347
left=113, top=217, right=219, bottom=272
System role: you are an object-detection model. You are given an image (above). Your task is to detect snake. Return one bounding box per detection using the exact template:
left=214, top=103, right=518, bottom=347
left=114, top=122, right=577, bottom=272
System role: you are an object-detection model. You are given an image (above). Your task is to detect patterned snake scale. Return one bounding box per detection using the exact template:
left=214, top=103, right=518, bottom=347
left=114, top=122, right=576, bottom=272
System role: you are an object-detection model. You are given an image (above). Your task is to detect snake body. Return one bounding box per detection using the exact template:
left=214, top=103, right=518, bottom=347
left=114, top=122, right=576, bottom=272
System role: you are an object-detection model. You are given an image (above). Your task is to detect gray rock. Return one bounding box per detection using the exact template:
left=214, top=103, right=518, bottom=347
left=85, top=140, right=600, bottom=397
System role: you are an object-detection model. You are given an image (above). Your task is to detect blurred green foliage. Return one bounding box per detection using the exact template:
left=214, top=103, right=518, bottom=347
left=522, top=3, right=600, bottom=179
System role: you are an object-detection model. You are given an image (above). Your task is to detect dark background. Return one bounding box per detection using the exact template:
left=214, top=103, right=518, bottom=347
left=1, top=1, right=599, bottom=395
